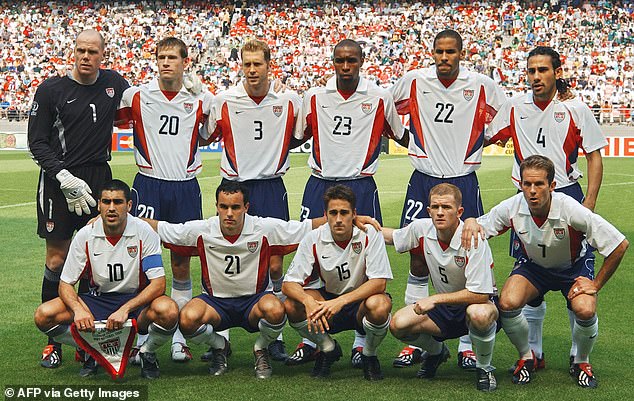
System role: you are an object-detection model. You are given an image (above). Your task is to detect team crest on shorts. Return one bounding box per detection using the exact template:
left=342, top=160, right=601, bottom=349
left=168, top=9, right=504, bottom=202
left=352, top=241, right=363, bottom=254
left=272, top=105, right=283, bottom=117
left=105, top=88, right=115, bottom=98
left=46, top=221, right=54, bottom=232
left=248, top=241, right=259, bottom=253
left=554, top=111, right=565, bottom=123
left=454, top=256, right=466, bottom=268
left=100, top=338, right=121, bottom=356
left=513, top=239, right=520, bottom=251
left=127, top=245, right=138, bottom=258
left=361, top=103, right=373, bottom=114
left=184, top=102, right=193, bottom=113
left=463, top=89, right=474, bottom=101
left=553, top=228, right=566, bottom=239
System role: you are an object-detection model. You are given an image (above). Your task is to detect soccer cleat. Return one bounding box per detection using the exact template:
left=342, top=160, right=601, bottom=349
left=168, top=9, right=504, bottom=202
left=171, top=342, right=192, bottom=363
left=79, top=355, right=98, bottom=377
left=457, top=350, right=477, bottom=371
left=476, top=367, right=497, bottom=392
left=254, top=349, right=273, bottom=379
left=41, top=345, right=62, bottom=369
left=311, top=340, right=342, bottom=378
left=508, top=353, right=545, bottom=373
left=140, top=352, right=160, bottom=379
left=208, top=339, right=230, bottom=376
left=393, top=345, right=424, bottom=368
left=129, top=346, right=141, bottom=366
left=201, top=342, right=232, bottom=362
left=361, top=354, right=384, bottom=381
left=511, top=356, right=535, bottom=385
left=267, top=340, right=288, bottom=362
left=416, top=343, right=450, bottom=379
left=351, top=346, right=363, bottom=369
left=286, top=342, right=320, bottom=366
left=572, top=363, right=598, bottom=388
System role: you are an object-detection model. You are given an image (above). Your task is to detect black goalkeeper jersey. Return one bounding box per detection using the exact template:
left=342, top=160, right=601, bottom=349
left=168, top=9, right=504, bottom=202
left=27, top=69, right=129, bottom=178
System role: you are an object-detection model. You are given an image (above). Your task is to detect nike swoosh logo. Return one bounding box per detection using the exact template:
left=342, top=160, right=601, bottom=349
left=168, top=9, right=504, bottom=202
left=145, top=102, right=154, bottom=105
left=590, top=334, right=597, bottom=339
left=93, top=252, right=102, bottom=256
left=518, top=231, right=528, bottom=234
left=320, top=105, right=329, bottom=109
left=67, top=99, right=77, bottom=104
left=208, top=245, right=215, bottom=250
left=321, top=255, right=330, bottom=259
left=235, top=110, right=244, bottom=114
left=520, top=116, right=528, bottom=119
left=422, top=91, right=431, bottom=94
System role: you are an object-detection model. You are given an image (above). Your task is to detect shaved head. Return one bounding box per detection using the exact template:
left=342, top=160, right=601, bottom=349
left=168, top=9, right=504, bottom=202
left=76, top=29, right=105, bottom=50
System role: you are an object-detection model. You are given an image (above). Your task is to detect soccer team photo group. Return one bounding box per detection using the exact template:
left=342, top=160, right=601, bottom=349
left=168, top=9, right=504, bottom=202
left=1, top=1, right=633, bottom=400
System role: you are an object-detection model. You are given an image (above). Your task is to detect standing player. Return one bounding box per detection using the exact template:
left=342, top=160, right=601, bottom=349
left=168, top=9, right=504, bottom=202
left=389, top=29, right=506, bottom=369
left=291, top=39, right=405, bottom=367
left=384, top=184, right=499, bottom=392
left=283, top=185, right=393, bottom=380
left=485, top=46, right=607, bottom=368
left=28, top=29, right=129, bottom=368
left=462, top=155, right=628, bottom=387
left=207, top=39, right=302, bottom=361
left=116, top=37, right=212, bottom=364
left=34, top=180, right=179, bottom=379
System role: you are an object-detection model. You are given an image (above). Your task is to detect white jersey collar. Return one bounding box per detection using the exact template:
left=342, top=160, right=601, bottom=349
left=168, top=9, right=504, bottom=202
left=425, top=219, right=463, bottom=251
left=236, top=80, right=278, bottom=99
left=518, top=192, right=562, bottom=219
left=91, top=214, right=137, bottom=238
left=147, top=77, right=189, bottom=95
left=325, top=75, right=370, bottom=93
left=320, top=223, right=362, bottom=243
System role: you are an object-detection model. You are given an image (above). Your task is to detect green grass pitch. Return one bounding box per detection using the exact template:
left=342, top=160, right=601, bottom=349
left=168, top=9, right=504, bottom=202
left=0, top=151, right=632, bottom=400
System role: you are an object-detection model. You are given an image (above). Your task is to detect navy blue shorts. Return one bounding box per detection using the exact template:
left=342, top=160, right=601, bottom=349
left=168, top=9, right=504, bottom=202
left=317, top=289, right=365, bottom=335
left=400, top=170, right=482, bottom=228
left=79, top=292, right=143, bottom=321
left=428, top=297, right=501, bottom=342
left=221, top=177, right=289, bottom=221
left=37, top=163, right=112, bottom=240
left=510, top=253, right=595, bottom=309
left=131, top=174, right=202, bottom=223
left=300, top=176, right=382, bottom=224
left=196, top=292, right=269, bottom=332
left=509, top=182, right=593, bottom=260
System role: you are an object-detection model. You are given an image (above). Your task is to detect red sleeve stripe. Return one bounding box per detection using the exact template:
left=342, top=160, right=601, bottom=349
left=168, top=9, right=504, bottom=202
left=138, top=240, right=148, bottom=293
left=270, top=243, right=300, bottom=256
left=309, top=96, right=321, bottom=169
left=362, top=98, right=385, bottom=170
left=197, top=236, right=213, bottom=296
left=562, top=111, right=582, bottom=177
left=115, top=106, right=133, bottom=129
left=276, top=100, right=295, bottom=173
left=187, top=99, right=204, bottom=169
left=395, top=98, right=410, bottom=115
left=256, top=237, right=271, bottom=293
left=464, top=85, right=487, bottom=161
left=220, top=103, right=239, bottom=175
left=408, top=80, right=427, bottom=155
left=569, top=225, right=584, bottom=264
left=131, top=91, right=152, bottom=166
left=79, top=241, right=94, bottom=287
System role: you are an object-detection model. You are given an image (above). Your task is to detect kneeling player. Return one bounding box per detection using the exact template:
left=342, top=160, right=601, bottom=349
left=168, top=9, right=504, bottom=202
left=283, top=185, right=393, bottom=380
left=34, top=180, right=179, bottom=379
left=384, top=184, right=499, bottom=392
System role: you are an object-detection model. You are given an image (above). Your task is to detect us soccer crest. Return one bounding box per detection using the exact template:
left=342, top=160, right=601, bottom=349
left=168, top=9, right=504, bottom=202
left=272, top=105, right=283, bottom=117
left=127, top=245, right=138, bottom=258
left=352, top=241, right=362, bottom=254
left=361, top=103, right=373, bottom=114
left=71, top=319, right=137, bottom=380
left=46, top=221, right=54, bottom=232
left=554, top=111, right=565, bottom=123
left=454, top=256, right=466, bottom=268
left=184, top=102, right=193, bottom=113
left=553, top=228, right=566, bottom=239
left=463, top=89, right=474, bottom=101
left=105, top=88, right=115, bottom=98
left=247, top=241, right=259, bottom=253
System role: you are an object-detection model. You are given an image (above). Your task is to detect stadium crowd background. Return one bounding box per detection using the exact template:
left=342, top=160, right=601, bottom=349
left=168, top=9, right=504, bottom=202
left=1, top=0, right=633, bottom=124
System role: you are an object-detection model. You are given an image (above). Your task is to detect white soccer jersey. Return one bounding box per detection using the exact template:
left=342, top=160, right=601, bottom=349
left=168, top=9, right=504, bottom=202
left=209, top=82, right=301, bottom=180
left=295, top=76, right=404, bottom=179
left=117, top=79, right=213, bottom=181
left=393, top=219, right=496, bottom=295
left=478, top=192, right=626, bottom=269
left=285, top=225, right=392, bottom=295
left=390, top=67, right=506, bottom=178
left=486, top=94, right=607, bottom=189
left=61, top=216, right=164, bottom=294
left=158, top=215, right=312, bottom=298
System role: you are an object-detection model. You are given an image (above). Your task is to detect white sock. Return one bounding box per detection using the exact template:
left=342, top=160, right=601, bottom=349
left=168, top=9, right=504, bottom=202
left=141, top=323, right=177, bottom=353
left=255, top=318, right=286, bottom=351
left=302, top=338, right=317, bottom=348
left=136, top=334, right=148, bottom=347
left=45, top=324, right=77, bottom=347
left=290, top=320, right=335, bottom=352
left=362, top=316, right=390, bottom=356
left=187, top=324, right=226, bottom=349
left=469, top=323, right=496, bottom=370
left=217, top=329, right=230, bottom=342
left=568, top=308, right=578, bottom=357
left=523, top=301, right=546, bottom=359
left=458, top=335, right=473, bottom=352
left=171, top=279, right=192, bottom=345
left=573, top=315, right=598, bottom=364
left=353, top=331, right=366, bottom=349
left=408, top=332, right=443, bottom=355
left=500, top=309, right=532, bottom=359
left=405, top=273, right=428, bottom=305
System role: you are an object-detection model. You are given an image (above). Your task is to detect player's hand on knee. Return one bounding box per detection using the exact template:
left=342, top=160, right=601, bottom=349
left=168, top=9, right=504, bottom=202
left=56, top=169, right=97, bottom=216
left=183, top=72, right=203, bottom=95
left=567, top=276, right=598, bottom=300
left=413, top=297, right=435, bottom=315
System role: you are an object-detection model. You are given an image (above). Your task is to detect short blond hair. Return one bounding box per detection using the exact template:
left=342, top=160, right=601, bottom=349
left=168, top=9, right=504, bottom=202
left=240, top=40, right=271, bottom=63
left=429, top=183, right=462, bottom=207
